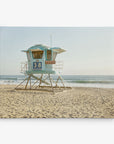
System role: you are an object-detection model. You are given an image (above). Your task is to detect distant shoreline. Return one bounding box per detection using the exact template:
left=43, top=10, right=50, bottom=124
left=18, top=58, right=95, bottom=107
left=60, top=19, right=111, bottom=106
left=1, top=75, right=114, bottom=88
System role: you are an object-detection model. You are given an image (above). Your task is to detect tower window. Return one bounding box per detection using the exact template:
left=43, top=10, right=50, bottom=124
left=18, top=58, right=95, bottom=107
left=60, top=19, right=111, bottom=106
left=32, top=51, right=44, bottom=59
left=47, top=50, right=52, bottom=60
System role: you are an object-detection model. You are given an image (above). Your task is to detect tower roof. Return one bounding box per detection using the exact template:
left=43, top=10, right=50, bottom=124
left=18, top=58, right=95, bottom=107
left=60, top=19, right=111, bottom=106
left=22, top=44, right=66, bottom=54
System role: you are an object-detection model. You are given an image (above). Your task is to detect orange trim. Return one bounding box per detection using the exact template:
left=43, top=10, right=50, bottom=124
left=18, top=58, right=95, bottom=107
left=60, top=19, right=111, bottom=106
left=45, top=61, right=56, bottom=64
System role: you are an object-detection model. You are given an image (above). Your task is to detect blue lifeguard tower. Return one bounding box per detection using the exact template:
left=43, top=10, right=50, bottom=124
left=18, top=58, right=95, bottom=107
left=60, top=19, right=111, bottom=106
left=16, top=44, right=66, bottom=92
left=23, top=44, right=65, bottom=74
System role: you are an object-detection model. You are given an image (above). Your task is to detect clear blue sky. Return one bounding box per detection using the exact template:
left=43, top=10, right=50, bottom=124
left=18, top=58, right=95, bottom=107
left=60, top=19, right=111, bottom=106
left=0, top=27, right=114, bottom=75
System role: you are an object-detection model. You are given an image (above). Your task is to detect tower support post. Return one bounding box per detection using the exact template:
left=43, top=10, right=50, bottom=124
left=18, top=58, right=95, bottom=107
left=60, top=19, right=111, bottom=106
left=25, top=75, right=31, bottom=89
left=48, top=74, right=54, bottom=93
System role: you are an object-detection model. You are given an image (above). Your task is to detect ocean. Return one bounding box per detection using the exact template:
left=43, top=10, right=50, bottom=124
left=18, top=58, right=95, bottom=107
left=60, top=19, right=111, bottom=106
left=0, top=75, right=114, bottom=88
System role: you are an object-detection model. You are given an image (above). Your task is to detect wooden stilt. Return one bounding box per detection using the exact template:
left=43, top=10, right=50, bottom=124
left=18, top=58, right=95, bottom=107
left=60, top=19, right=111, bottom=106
left=15, top=73, right=68, bottom=92
left=59, top=75, right=65, bottom=88
left=31, top=74, right=49, bottom=85
left=35, top=74, right=43, bottom=89
left=55, top=76, right=60, bottom=87
left=31, top=80, right=39, bottom=88
left=15, top=76, right=29, bottom=89
left=25, top=76, right=31, bottom=89
left=30, top=77, right=31, bottom=89
left=48, top=74, right=54, bottom=93
left=38, top=74, right=43, bottom=87
left=43, top=75, right=49, bottom=81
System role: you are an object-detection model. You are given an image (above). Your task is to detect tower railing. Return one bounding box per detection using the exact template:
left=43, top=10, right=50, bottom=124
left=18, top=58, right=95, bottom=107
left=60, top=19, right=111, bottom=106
left=20, top=61, right=28, bottom=74
left=53, top=60, right=64, bottom=74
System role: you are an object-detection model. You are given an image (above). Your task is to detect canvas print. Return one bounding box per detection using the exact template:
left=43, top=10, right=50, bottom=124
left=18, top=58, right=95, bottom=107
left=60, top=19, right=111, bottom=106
left=0, top=27, right=114, bottom=118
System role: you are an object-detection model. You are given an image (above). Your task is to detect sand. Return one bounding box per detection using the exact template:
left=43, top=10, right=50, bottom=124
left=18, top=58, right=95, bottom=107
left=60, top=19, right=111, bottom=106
left=0, top=84, right=114, bottom=118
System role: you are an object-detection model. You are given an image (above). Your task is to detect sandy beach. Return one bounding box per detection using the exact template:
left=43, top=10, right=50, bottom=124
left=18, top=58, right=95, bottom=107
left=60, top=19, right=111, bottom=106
left=0, top=84, right=114, bottom=118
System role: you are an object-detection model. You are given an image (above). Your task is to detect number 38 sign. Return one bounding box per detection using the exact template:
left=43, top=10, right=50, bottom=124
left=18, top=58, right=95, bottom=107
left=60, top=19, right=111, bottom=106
left=33, top=62, right=42, bottom=70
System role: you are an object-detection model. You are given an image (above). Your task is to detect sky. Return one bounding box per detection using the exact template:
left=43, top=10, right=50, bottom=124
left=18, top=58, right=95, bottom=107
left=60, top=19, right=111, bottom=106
left=0, top=27, right=114, bottom=75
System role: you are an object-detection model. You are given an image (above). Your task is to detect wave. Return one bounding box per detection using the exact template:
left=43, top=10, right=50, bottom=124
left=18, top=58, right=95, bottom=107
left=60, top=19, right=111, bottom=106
left=1, top=75, right=114, bottom=85
left=0, top=77, right=18, bottom=80
left=67, top=80, right=114, bottom=84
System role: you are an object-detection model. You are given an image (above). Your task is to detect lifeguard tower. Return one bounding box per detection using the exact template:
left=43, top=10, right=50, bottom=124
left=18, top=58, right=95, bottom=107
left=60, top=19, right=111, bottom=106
left=15, top=44, right=68, bottom=92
